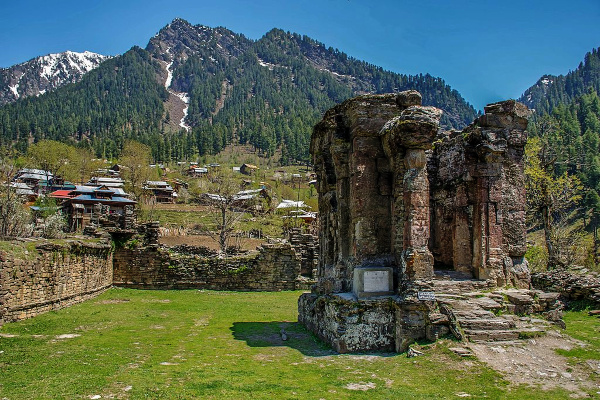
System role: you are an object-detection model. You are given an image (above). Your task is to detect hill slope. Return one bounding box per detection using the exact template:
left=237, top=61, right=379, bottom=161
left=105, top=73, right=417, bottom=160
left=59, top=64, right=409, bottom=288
left=519, top=47, right=600, bottom=115
left=0, top=18, right=479, bottom=162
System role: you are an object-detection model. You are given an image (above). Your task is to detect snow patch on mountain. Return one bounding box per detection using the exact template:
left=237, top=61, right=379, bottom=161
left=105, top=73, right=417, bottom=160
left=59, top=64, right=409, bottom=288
left=9, top=84, right=19, bottom=98
left=38, top=51, right=109, bottom=81
left=160, top=58, right=191, bottom=131
left=178, top=93, right=190, bottom=131
left=258, top=58, right=277, bottom=70
left=1, top=50, right=109, bottom=104
left=165, top=61, right=174, bottom=89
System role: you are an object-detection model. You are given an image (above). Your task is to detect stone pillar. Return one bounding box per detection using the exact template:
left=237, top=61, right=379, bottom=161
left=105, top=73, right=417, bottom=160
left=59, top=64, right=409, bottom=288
left=310, top=93, right=417, bottom=294
left=381, top=105, right=442, bottom=285
left=401, top=148, right=434, bottom=281
left=463, top=100, right=530, bottom=286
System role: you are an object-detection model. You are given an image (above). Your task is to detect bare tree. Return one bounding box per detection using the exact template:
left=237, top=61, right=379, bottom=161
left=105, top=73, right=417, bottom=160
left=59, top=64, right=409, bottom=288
left=202, top=169, right=245, bottom=257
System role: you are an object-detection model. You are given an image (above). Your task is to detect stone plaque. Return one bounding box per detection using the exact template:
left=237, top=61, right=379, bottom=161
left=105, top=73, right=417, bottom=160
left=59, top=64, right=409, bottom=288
left=352, top=266, right=394, bottom=299
left=363, top=271, right=389, bottom=292
left=417, top=291, right=436, bottom=301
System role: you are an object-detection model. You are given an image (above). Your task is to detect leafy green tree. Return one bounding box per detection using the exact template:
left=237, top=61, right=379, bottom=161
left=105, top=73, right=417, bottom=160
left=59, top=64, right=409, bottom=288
left=119, top=140, right=152, bottom=200
left=525, top=136, right=583, bottom=268
left=27, top=140, right=77, bottom=181
left=73, top=147, right=103, bottom=185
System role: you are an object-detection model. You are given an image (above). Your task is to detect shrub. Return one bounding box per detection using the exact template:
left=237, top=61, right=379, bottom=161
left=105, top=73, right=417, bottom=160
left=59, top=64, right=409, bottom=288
left=41, top=213, right=66, bottom=239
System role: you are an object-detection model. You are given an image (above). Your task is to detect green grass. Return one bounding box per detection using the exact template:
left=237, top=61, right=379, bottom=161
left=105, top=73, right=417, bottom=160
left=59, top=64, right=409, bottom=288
left=558, top=309, right=600, bottom=362
left=0, top=289, right=594, bottom=399
left=0, top=240, right=39, bottom=261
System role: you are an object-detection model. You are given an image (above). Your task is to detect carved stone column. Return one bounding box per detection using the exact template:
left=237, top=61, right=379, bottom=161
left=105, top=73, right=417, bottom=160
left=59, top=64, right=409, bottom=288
left=381, top=105, right=442, bottom=286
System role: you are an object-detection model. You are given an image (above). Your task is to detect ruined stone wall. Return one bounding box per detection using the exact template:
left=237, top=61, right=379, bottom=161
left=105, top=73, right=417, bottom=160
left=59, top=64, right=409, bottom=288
left=532, top=270, right=600, bottom=306
left=429, top=100, right=530, bottom=287
left=288, top=229, right=319, bottom=277
left=0, top=240, right=113, bottom=325
left=311, top=91, right=442, bottom=294
left=113, top=243, right=302, bottom=291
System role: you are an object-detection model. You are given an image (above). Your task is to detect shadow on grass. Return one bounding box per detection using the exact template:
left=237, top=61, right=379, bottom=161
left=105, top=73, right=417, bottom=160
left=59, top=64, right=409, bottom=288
left=230, top=321, right=336, bottom=357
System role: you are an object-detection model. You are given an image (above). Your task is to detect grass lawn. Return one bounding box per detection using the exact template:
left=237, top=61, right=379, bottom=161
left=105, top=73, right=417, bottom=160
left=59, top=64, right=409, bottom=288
left=0, top=289, right=597, bottom=399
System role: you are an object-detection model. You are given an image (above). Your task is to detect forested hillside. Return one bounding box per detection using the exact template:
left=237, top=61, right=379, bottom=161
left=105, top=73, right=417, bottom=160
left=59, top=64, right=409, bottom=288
left=0, top=18, right=479, bottom=163
left=520, top=47, right=600, bottom=115
left=0, top=47, right=173, bottom=159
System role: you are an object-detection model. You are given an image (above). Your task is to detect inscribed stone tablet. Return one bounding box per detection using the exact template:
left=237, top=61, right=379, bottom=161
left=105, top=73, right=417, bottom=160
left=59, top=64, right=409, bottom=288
left=363, top=270, right=389, bottom=292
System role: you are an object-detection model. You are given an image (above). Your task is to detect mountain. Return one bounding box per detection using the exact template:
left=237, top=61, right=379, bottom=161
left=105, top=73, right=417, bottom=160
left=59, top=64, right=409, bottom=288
left=0, top=18, right=479, bottom=163
left=0, top=51, right=109, bottom=105
left=519, top=47, right=600, bottom=115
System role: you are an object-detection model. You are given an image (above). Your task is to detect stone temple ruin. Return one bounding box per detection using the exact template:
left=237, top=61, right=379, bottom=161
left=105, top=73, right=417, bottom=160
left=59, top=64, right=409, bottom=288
left=298, top=91, right=554, bottom=353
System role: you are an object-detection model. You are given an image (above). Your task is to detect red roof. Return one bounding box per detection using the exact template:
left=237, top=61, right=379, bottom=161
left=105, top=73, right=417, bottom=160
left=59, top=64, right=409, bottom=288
left=49, top=190, right=74, bottom=199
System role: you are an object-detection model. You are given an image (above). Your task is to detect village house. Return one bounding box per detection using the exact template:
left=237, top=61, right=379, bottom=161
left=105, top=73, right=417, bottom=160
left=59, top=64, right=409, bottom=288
left=86, top=176, right=125, bottom=189
left=13, top=168, right=53, bottom=194
left=240, top=163, right=259, bottom=176
left=9, top=182, right=37, bottom=202
left=187, top=166, right=208, bottom=177
left=49, top=185, right=135, bottom=231
left=143, top=181, right=177, bottom=203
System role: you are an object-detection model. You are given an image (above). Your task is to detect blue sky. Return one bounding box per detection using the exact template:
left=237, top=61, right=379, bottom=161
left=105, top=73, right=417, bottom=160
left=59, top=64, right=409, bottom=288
left=1, top=0, right=599, bottom=110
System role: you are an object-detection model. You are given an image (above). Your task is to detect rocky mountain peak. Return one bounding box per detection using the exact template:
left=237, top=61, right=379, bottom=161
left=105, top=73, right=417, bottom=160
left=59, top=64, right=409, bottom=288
left=0, top=51, right=109, bottom=105
left=519, top=74, right=558, bottom=110
left=146, top=18, right=250, bottom=65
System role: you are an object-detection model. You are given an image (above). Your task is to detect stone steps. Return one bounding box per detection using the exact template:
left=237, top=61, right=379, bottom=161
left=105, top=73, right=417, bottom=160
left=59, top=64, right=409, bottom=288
left=437, top=287, right=561, bottom=343
left=462, top=329, right=520, bottom=342
left=432, top=278, right=493, bottom=294
left=458, top=318, right=515, bottom=331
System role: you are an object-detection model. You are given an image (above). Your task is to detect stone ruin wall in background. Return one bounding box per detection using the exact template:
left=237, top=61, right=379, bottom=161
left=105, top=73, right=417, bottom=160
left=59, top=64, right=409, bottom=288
left=112, top=223, right=315, bottom=291
left=0, top=222, right=318, bottom=325
left=112, top=243, right=306, bottom=291
left=0, top=240, right=113, bottom=325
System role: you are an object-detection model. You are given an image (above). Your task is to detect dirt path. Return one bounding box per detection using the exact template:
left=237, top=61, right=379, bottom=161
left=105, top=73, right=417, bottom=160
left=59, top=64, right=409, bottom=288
left=469, top=330, right=600, bottom=397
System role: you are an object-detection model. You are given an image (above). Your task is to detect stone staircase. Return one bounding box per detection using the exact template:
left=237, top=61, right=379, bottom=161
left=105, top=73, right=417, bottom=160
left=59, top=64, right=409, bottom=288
left=433, top=279, right=563, bottom=343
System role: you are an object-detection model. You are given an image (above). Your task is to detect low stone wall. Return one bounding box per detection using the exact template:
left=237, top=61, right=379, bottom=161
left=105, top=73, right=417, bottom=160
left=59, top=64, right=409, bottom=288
left=532, top=270, right=600, bottom=306
left=0, top=239, right=113, bottom=325
left=298, top=292, right=433, bottom=353
left=113, top=243, right=303, bottom=291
